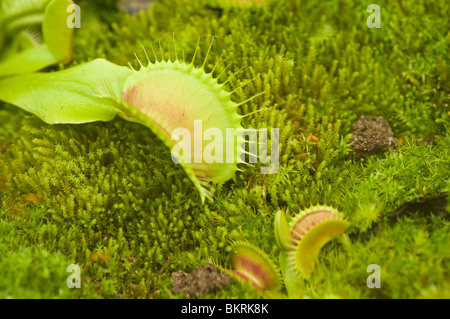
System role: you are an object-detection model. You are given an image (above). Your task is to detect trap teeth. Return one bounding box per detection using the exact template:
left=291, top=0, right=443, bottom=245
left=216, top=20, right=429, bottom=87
left=290, top=206, right=342, bottom=241
left=121, top=54, right=246, bottom=202
left=286, top=206, right=350, bottom=279
left=228, top=241, right=282, bottom=292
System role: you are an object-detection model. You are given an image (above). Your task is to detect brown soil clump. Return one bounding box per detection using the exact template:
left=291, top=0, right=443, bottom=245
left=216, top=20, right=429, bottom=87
left=171, top=264, right=233, bottom=298
left=351, top=116, right=397, bottom=159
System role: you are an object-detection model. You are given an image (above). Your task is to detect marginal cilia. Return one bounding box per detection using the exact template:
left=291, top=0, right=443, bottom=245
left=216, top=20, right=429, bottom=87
left=0, top=36, right=263, bottom=202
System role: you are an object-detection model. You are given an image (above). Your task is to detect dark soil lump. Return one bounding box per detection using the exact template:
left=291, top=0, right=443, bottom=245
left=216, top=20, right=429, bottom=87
left=351, top=116, right=398, bottom=159
left=171, top=264, right=233, bottom=298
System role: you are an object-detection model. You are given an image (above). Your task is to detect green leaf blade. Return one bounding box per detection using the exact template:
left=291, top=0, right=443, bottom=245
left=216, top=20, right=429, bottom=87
left=0, top=58, right=132, bottom=124
left=0, top=45, right=56, bottom=78
left=43, top=0, right=74, bottom=63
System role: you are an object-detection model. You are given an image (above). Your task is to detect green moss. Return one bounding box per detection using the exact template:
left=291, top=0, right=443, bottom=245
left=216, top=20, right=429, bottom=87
left=0, top=0, right=449, bottom=298
left=0, top=207, right=78, bottom=298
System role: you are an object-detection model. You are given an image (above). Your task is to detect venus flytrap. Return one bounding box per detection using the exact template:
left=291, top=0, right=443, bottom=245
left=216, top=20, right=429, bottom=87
left=228, top=207, right=349, bottom=298
left=0, top=0, right=448, bottom=299
left=0, top=39, right=266, bottom=202
left=0, top=0, right=74, bottom=78
left=226, top=241, right=285, bottom=299
left=282, top=207, right=350, bottom=279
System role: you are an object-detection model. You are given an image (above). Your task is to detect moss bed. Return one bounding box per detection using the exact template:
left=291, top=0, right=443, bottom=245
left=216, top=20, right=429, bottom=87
left=0, top=0, right=449, bottom=298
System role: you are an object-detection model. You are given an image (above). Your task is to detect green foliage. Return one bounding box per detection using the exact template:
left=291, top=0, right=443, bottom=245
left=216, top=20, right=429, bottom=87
left=0, top=0, right=74, bottom=77
left=0, top=59, right=131, bottom=123
left=0, top=207, right=77, bottom=298
left=0, top=0, right=449, bottom=298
